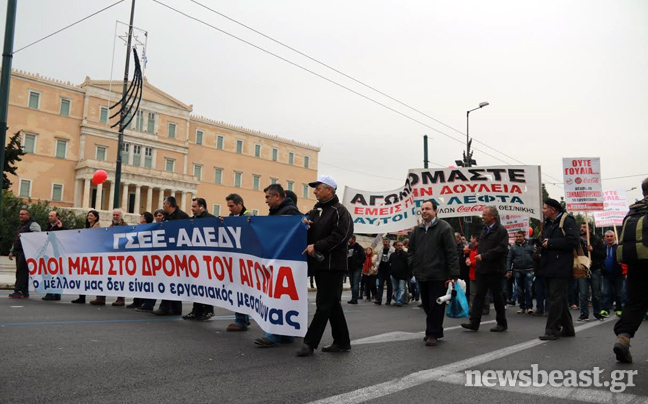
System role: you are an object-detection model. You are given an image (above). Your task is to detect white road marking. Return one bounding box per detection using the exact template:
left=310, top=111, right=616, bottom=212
left=352, top=320, right=497, bottom=345
left=10, top=306, right=24, bottom=308
left=308, top=319, right=624, bottom=404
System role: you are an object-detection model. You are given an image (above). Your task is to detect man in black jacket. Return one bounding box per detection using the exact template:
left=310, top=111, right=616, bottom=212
left=297, top=175, right=353, bottom=357
left=42, top=210, right=67, bottom=301
left=182, top=198, right=216, bottom=321
left=577, top=222, right=606, bottom=321
left=536, top=198, right=579, bottom=340
left=153, top=196, right=190, bottom=316
left=389, top=241, right=410, bottom=306
left=346, top=235, right=365, bottom=304
left=461, top=206, right=509, bottom=332
left=9, top=208, right=42, bottom=299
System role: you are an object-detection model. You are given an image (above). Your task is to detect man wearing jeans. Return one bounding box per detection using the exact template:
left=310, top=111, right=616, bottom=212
left=601, top=231, right=624, bottom=317
left=389, top=241, right=410, bottom=306
left=507, top=230, right=535, bottom=314
left=577, top=222, right=605, bottom=321
left=346, top=235, right=365, bottom=305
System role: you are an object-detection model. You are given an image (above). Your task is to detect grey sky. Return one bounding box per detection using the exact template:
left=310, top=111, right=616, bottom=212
left=4, top=0, right=647, bottom=203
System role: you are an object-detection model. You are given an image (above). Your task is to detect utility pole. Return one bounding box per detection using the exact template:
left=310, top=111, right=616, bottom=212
left=0, top=0, right=17, bottom=210
left=423, top=135, right=429, bottom=169
left=113, top=0, right=136, bottom=209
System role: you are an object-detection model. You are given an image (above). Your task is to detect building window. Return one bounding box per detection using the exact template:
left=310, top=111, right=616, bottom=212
left=196, top=130, right=204, bottom=145
left=271, top=178, right=278, bottom=185
left=212, top=204, right=221, bottom=216
left=121, top=143, right=130, bottom=164
left=287, top=181, right=294, bottom=191
left=272, top=148, right=278, bottom=161
left=147, top=112, right=155, bottom=133
left=234, top=172, right=242, bottom=188
left=254, top=144, right=261, bottom=158
left=304, top=155, right=310, bottom=168
left=135, top=110, right=144, bottom=132
left=28, top=91, right=40, bottom=109
left=100, top=106, right=109, bottom=124
left=144, top=147, right=153, bottom=168
left=19, top=179, right=31, bottom=198
left=132, top=145, right=141, bottom=166
left=251, top=209, right=259, bottom=216
left=51, top=184, right=63, bottom=202
left=288, top=152, right=294, bottom=165
left=165, top=159, right=175, bottom=173
left=302, top=184, right=309, bottom=199
left=96, top=146, right=107, bottom=161
left=194, top=164, right=202, bottom=181
left=212, top=168, right=223, bottom=184
left=60, top=99, right=71, bottom=116
left=23, top=134, right=36, bottom=153
left=217, top=135, right=224, bottom=150
left=55, top=139, right=67, bottom=159
left=168, top=123, right=176, bottom=139
left=236, top=139, right=243, bottom=154
left=253, top=175, right=260, bottom=190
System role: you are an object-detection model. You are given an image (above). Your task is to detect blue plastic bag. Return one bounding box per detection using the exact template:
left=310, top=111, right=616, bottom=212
left=446, top=282, right=469, bottom=318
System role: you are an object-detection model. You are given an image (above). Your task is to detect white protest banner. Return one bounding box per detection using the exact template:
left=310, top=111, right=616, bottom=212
left=562, top=157, right=603, bottom=211
left=20, top=216, right=308, bottom=337
left=592, top=189, right=629, bottom=227
left=343, top=185, right=418, bottom=234
left=501, top=214, right=530, bottom=245
left=407, top=165, right=542, bottom=220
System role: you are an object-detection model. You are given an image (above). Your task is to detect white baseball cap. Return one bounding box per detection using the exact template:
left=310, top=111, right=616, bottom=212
left=308, top=175, right=338, bottom=190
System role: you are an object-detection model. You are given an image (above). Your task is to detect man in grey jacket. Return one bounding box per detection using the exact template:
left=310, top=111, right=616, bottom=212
left=407, top=200, right=459, bottom=346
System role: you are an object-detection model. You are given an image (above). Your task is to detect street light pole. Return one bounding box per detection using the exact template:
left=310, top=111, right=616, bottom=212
left=464, top=101, right=489, bottom=167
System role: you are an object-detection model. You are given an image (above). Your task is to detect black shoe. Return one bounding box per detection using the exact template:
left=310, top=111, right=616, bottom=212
left=42, top=294, right=55, bottom=301
left=539, top=334, right=559, bottom=341
left=490, top=325, right=508, bottom=332
left=461, top=323, right=479, bottom=331
left=296, top=343, right=314, bottom=357
left=182, top=311, right=199, bottom=320
left=374, top=301, right=382, bottom=305
left=322, top=343, right=351, bottom=353
left=135, top=307, right=153, bottom=312
left=482, top=309, right=490, bottom=315
left=71, top=297, right=86, bottom=304
left=559, top=330, right=575, bottom=337
left=347, top=300, right=358, bottom=304
left=533, top=311, right=544, bottom=317
left=152, top=309, right=172, bottom=316
left=126, top=302, right=143, bottom=309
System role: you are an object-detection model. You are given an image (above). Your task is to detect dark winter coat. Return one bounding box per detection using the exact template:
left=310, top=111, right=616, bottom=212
left=269, top=198, right=302, bottom=216
left=579, top=234, right=606, bottom=272
left=537, top=213, right=580, bottom=278
left=407, top=218, right=459, bottom=282
left=506, top=241, right=535, bottom=271
left=347, top=242, right=365, bottom=273
left=389, top=249, right=410, bottom=280
left=307, top=195, right=353, bottom=273
left=165, top=207, right=190, bottom=221
left=476, top=223, right=510, bottom=274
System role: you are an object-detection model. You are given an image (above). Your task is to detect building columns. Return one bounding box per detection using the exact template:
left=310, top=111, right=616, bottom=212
left=158, top=188, right=165, bottom=209
left=108, top=181, right=115, bottom=210
left=122, top=183, right=129, bottom=211
left=146, top=186, right=153, bottom=213
left=134, top=185, right=142, bottom=215
left=95, top=183, right=103, bottom=209
left=181, top=192, right=187, bottom=212
left=82, top=178, right=91, bottom=209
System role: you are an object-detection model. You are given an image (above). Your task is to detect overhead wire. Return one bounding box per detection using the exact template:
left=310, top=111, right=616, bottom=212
left=12, top=0, right=126, bottom=54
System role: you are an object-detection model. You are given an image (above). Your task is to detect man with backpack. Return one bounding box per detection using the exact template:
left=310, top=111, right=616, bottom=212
left=613, top=178, right=648, bottom=363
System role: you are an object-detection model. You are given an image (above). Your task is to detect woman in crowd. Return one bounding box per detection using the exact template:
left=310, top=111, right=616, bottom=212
left=362, top=247, right=377, bottom=302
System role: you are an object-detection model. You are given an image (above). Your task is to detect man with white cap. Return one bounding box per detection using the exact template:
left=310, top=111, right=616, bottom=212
left=296, top=175, right=353, bottom=357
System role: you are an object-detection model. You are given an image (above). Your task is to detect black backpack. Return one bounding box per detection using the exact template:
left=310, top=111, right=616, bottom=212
left=617, top=200, right=648, bottom=263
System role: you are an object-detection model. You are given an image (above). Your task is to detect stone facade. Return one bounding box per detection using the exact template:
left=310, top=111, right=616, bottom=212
left=5, top=70, right=320, bottom=224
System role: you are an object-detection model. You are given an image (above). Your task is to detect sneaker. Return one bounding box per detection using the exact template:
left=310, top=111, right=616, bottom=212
left=570, top=304, right=579, bottom=310
left=577, top=314, right=588, bottom=322
left=226, top=323, right=248, bottom=332
left=594, top=315, right=604, bottom=321
left=182, top=311, right=199, bottom=320
left=613, top=334, right=632, bottom=363
left=135, top=306, right=153, bottom=312
left=600, top=310, right=609, bottom=318
left=347, top=300, right=358, bottom=304
left=9, top=291, right=26, bottom=299
left=517, top=308, right=527, bottom=314
left=532, top=310, right=544, bottom=317
left=527, top=309, right=534, bottom=315
left=199, top=312, right=214, bottom=321
left=615, top=310, right=623, bottom=317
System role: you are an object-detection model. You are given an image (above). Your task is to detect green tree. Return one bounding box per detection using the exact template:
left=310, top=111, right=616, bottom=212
left=0, top=190, right=86, bottom=255
left=3, top=131, right=25, bottom=190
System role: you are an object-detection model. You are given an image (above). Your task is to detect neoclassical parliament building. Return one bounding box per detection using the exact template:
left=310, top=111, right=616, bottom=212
left=5, top=70, right=320, bottom=223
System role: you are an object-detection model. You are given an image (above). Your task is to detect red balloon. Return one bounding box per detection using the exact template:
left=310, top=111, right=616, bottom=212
left=528, top=227, right=534, bottom=237
left=92, top=170, right=108, bottom=185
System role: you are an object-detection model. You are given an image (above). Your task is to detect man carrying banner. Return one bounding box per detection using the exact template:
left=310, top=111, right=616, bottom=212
left=461, top=206, right=509, bottom=333
left=613, top=177, right=648, bottom=363
left=224, top=193, right=254, bottom=332
left=297, top=175, right=353, bottom=357
left=536, top=199, right=579, bottom=341
left=8, top=208, right=41, bottom=299
left=255, top=184, right=303, bottom=348
left=182, top=198, right=216, bottom=321
left=153, top=196, right=189, bottom=316
left=90, top=209, right=128, bottom=307
left=42, top=210, right=67, bottom=301
left=407, top=200, right=459, bottom=347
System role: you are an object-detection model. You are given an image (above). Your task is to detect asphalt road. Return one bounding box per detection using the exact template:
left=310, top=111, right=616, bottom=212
left=2, top=291, right=647, bottom=404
